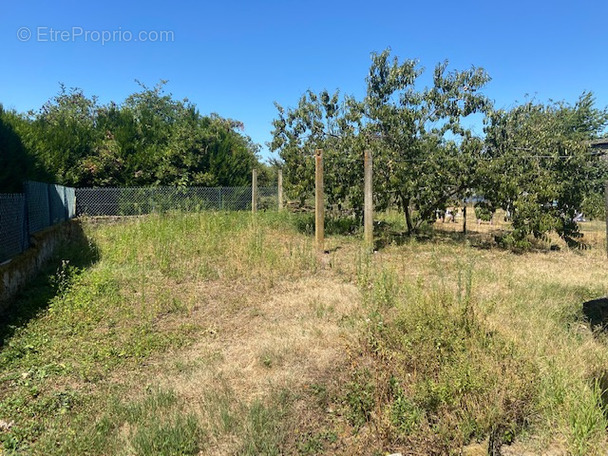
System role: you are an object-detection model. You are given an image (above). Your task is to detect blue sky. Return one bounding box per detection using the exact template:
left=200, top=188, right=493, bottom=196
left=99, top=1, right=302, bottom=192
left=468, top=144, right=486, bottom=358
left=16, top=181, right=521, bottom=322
left=1, top=0, right=607, bottom=160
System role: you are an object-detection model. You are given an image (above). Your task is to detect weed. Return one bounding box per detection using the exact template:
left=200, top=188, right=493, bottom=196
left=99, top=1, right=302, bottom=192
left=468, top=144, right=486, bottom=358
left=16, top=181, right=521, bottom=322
left=2, top=211, right=608, bottom=454
left=131, top=414, right=203, bottom=456
left=343, top=369, right=375, bottom=430
left=240, top=393, right=291, bottom=456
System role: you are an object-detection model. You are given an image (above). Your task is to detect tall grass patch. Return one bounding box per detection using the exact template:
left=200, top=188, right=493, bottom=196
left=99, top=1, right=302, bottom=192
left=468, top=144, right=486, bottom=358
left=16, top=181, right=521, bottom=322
left=0, top=211, right=315, bottom=454
left=341, top=251, right=540, bottom=453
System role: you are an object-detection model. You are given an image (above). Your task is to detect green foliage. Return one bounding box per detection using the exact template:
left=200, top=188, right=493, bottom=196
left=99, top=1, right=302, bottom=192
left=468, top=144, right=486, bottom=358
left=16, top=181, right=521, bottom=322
left=474, top=201, right=494, bottom=222
left=344, top=369, right=376, bottom=429
left=26, top=84, right=103, bottom=186
left=481, top=93, right=608, bottom=241
left=362, top=51, right=491, bottom=232
left=272, top=51, right=608, bottom=242
left=0, top=106, right=48, bottom=192
left=271, top=48, right=492, bottom=231
left=240, top=393, right=291, bottom=456
left=1, top=81, right=265, bottom=189
left=389, top=377, right=423, bottom=436
left=349, top=254, right=540, bottom=452
left=271, top=89, right=363, bottom=212
left=581, top=191, right=605, bottom=220
left=131, top=413, right=203, bottom=456
left=0, top=212, right=313, bottom=454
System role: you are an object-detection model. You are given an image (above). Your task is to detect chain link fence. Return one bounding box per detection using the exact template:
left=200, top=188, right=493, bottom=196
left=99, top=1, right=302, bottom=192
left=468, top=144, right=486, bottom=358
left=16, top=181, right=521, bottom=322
left=76, top=186, right=278, bottom=216
left=24, top=181, right=51, bottom=234
left=1, top=183, right=276, bottom=263
left=0, top=181, right=77, bottom=263
left=0, top=194, right=28, bottom=263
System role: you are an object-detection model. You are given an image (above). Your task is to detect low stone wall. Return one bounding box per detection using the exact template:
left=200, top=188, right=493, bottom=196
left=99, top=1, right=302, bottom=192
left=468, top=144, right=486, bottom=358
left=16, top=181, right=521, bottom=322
left=0, top=220, right=80, bottom=312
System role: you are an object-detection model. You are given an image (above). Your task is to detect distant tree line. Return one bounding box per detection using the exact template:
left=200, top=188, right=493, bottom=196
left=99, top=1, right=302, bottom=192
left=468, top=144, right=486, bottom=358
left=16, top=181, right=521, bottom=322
left=0, top=81, right=273, bottom=193
left=270, top=48, right=608, bottom=244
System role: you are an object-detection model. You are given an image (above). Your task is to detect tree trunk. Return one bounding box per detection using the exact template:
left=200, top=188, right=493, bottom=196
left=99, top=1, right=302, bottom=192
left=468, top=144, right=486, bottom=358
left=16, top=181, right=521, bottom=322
left=398, top=193, right=414, bottom=234
left=403, top=197, right=413, bottom=234
left=462, top=204, right=467, bottom=235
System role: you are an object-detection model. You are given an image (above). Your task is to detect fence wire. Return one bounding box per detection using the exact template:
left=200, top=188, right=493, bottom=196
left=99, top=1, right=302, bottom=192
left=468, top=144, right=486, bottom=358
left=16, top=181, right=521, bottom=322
left=258, top=186, right=279, bottom=210
left=24, top=181, right=50, bottom=234
left=0, top=181, right=76, bottom=264
left=0, top=194, right=28, bottom=263
left=76, top=186, right=278, bottom=216
left=1, top=183, right=275, bottom=264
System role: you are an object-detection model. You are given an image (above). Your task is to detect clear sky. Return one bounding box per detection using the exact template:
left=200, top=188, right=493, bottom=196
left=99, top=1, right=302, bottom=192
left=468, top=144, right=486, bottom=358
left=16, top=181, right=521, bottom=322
left=1, top=0, right=607, bottom=160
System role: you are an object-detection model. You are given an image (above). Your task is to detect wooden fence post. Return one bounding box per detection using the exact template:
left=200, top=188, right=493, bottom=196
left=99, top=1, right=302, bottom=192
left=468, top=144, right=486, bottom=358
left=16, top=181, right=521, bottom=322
left=252, top=168, right=258, bottom=214
left=364, top=149, right=373, bottom=249
left=605, top=181, right=608, bottom=258
left=278, top=169, right=283, bottom=211
left=315, top=150, right=324, bottom=251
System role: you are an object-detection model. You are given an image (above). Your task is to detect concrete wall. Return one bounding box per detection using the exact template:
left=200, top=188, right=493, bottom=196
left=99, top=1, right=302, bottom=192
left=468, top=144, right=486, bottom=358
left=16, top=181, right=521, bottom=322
left=0, top=220, right=80, bottom=312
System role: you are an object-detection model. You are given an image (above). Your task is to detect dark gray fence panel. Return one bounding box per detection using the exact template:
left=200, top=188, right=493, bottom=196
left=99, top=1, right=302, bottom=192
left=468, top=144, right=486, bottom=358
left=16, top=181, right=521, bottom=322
left=24, top=181, right=51, bottom=234
left=1, top=181, right=76, bottom=263
left=0, top=194, right=28, bottom=263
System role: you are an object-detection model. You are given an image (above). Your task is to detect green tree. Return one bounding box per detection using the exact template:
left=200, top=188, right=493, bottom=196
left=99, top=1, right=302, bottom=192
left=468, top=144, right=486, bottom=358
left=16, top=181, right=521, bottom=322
left=20, top=81, right=264, bottom=188
left=271, top=89, right=363, bottom=213
left=362, top=49, right=491, bottom=232
left=115, top=81, right=261, bottom=187
left=271, top=49, right=492, bottom=232
left=481, top=93, right=608, bottom=242
left=27, top=85, right=102, bottom=186
left=0, top=106, right=48, bottom=192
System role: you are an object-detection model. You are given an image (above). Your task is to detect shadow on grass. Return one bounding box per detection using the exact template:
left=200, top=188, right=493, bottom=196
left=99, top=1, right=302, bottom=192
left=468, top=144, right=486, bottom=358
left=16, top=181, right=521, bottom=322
left=372, top=219, right=511, bottom=251
left=290, top=213, right=509, bottom=251
left=293, top=213, right=362, bottom=236
left=0, top=220, right=99, bottom=348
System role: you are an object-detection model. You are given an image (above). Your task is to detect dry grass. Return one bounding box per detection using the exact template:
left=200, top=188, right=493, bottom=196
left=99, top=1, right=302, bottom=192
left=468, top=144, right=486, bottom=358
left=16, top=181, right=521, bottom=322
left=324, top=212, right=608, bottom=455
left=148, top=276, right=360, bottom=454
left=2, top=210, right=608, bottom=455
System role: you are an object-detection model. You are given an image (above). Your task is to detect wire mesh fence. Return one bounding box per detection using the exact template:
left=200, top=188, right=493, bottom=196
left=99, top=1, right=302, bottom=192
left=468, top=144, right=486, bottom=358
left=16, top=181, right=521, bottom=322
left=76, top=186, right=278, bottom=216
left=0, top=181, right=77, bottom=263
left=0, top=194, right=28, bottom=263
left=1, top=183, right=276, bottom=263
left=24, top=181, right=51, bottom=234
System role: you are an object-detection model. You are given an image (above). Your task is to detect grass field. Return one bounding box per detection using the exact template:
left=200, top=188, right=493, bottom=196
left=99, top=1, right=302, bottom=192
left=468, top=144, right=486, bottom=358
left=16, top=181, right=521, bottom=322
left=1, top=210, right=608, bottom=455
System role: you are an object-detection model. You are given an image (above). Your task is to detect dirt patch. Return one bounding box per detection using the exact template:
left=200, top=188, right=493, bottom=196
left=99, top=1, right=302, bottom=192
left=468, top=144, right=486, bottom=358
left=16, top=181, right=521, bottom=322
left=149, top=275, right=361, bottom=452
